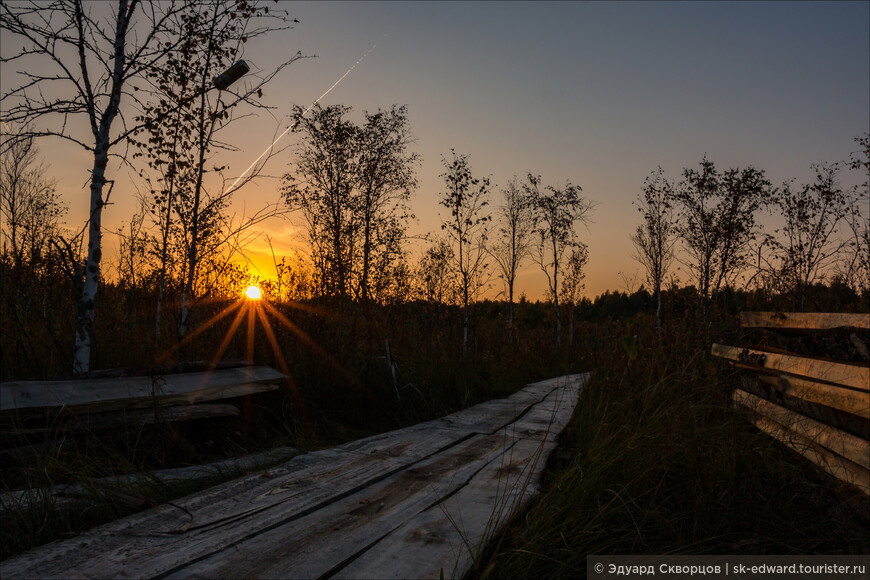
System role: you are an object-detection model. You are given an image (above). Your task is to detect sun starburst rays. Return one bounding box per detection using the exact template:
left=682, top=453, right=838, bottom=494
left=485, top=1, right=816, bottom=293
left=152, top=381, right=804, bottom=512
left=148, top=288, right=352, bottom=440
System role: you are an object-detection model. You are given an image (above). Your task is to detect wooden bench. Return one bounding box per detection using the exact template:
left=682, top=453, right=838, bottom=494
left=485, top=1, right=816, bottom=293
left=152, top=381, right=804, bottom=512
left=712, top=312, right=869, bottom=496
left=1, top=373, right=587, bottom=579
left=1, top=364, right=285, bottom=438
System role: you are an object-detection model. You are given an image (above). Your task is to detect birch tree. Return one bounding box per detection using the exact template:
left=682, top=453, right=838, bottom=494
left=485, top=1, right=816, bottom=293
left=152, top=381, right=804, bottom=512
left=631, top=167, right=676, bottom=331
left=127, top=0, right=301, bottom=338
left=1, top=0, right=188, bottom=372
left=526, top=173, right=593, bottom=346
left=0, top=127, right=64, bottom=270
left=168, top=0, right=299, bottom=338
left=672, top=156, right=771, bottom=308
left=417, top=238, right=456, bottom=305
left=842, top=134, right=870, bottom=298
left=559, top=244, right=589, bottom=347
left=438, top=150, right=491, bottom=354
left=355, top=105, right=418, bottom=302
left=765, top=164, right=851, bottom=310
left=283, top=103, right=418, bottom=302
left=488, top=176, right=534, bottom=344
left=283, top=104, right=359, bottom=298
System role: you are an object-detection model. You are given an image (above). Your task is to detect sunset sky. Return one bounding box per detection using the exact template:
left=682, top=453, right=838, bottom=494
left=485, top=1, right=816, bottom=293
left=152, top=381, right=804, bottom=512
left=3, top=1, right=868, bottom=299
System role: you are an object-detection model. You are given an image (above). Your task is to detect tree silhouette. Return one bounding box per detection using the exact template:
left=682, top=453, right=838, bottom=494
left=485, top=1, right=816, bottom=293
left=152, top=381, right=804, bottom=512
left=167, top=1, right=299, bottom=339
left=0, top=127, right=64, bottom=271
left=842, top=134, right=869, bottom=299
left=283, top=104, right=417, bottom=302
left=672, top=156, right=771, bottom=312
left=631, top=167, right=676, bottom=332
left=417, top=238, right=456, bottom=306
left=765, top=164, right=851, bottom=310
left=355, top=105, right=419, bottom=302
left=1, top=0, right=189, bottom=372
left=284, top=104, right=362, bottom=298
left=438, top=151, right=491, bottom=354
left=488, top=176, right=534, bottom=345
left=559, top=244, right=589, bottom=347
left=526, top=174, right=593, bottom=345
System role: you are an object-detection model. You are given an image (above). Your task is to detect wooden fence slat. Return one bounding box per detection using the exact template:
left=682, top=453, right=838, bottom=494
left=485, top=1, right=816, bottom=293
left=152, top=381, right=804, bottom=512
left=733, top=389, right=869, bottom=469
left=754, top=374, right=870, bottom=420
left=738, top=311, right=870, bottom=330
left=711, top=344, right=869, bottom=391
left=0, top=366, right=285, bottom=413
left=753, top=416, right=870, bottom=497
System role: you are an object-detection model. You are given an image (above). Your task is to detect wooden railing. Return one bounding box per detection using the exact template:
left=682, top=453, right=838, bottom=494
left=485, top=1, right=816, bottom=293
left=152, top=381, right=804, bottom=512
left=712, top=312, right=869, bottom=496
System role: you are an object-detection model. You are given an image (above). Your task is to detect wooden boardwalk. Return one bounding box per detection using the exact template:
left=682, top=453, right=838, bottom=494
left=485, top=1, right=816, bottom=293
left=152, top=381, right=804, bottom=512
left=1, top=374, right=587, bottom=580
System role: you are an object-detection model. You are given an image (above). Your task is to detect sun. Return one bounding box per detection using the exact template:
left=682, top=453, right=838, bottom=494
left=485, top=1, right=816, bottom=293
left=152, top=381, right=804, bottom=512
left=244, top=285, right=262, bottom=300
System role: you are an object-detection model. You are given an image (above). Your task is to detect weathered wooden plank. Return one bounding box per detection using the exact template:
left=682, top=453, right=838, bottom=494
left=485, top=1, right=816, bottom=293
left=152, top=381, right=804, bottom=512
left=166, top=380, right=586, bottom=579
left=755, top=374, right=870, bottom=420
left=162, top=433, right=531, bottom=579
left=0, top=447, right=298, bottom=515
left=711, top=344, right=869, bottom=391
left=742, top=375, right=869, bottom=440
left=335, top=437, right=557, bottom=580
left=738, top=311, right=870, bottom=330
left=525, top=373, right=588, bottom=391
left=0, top=365, right=284, bottom=414
left=0, top=430, right=471, bottom=578
left=733, top=389, right=869, bottom=469
left=57, top=403, right=240, bottom=432
left=420, top=375, right=587, bottom=437
left=753, top=416, right=870, bottom=496
left=427, top=399, right=532, bottom=433
left=0, top=375, right=586, bottom=580
left=333, top=384, right=585, bottom=580
left=513, top=374, right=586, bottom=403
left=500, top=386, right=580, bottom=442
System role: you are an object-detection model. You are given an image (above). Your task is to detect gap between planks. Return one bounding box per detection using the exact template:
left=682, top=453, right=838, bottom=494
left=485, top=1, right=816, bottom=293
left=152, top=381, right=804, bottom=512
left=1, top=374, right=587, bottom=580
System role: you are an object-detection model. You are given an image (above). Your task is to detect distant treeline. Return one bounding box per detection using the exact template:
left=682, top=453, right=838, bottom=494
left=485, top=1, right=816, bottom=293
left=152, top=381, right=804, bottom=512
left=0, top=0, right=866, bottom=372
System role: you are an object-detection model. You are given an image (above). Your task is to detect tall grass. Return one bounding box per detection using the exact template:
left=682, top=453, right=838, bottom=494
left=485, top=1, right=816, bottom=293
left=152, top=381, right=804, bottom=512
left=0, top=293, right=577, bottom=559
left=2, top=282, right=866, bottom=563
left=476, top=314, right=869, bottom=579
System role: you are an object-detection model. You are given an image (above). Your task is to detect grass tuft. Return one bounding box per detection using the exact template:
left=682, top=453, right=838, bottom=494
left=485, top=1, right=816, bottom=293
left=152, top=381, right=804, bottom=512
left=477, top=316, right=868, bottom=578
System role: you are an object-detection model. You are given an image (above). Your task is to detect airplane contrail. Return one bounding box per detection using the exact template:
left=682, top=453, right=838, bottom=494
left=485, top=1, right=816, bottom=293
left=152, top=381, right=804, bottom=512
left=224, top=43, right=379, bottom=195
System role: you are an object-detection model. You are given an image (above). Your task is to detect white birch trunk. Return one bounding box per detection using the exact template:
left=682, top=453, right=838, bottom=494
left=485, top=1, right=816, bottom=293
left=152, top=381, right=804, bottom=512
left=73, top=0, right=132, bottom=373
